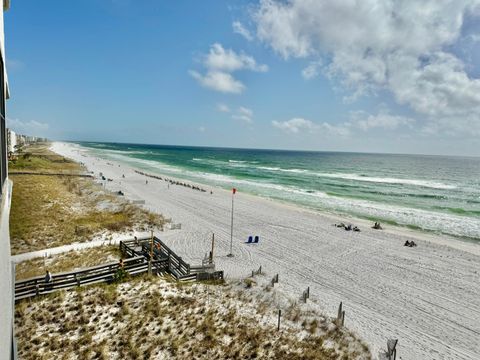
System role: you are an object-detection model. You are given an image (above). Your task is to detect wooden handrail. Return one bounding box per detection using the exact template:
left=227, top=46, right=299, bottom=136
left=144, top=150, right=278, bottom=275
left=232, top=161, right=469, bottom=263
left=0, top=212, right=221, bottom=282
left=15, top=256, right=144, bottom=287
left=14, top=258, right=168, bottom=301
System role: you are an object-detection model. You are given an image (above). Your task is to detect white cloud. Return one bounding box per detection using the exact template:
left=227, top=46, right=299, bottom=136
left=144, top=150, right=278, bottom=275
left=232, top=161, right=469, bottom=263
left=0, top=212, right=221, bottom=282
left=238, top=106, right=253, bottom=118
left=254, top=0, right=480, bottom=135
left=216, top=103, right=231, bottom=113
left=198, top=126, right=206, bottom=133
left=217, top=104, right=254, bottom=123
left=272, top=117, right=349, bottom=136
left=190, top=43, right=268, bottom=94
left=204, top=43, right=268, bottom=72
left=189, top=70, right=245, bottom=94
left=233, top=21, right=253, bottom=41
left=272, top=108, right=414, bottom=137
left=302, top=61, right=322, bottom=80
left=7, top=118, right=49, bottom=136
left=349, top=110, right=415, bottom=131
left=232, top=106, right=253, bottom=123
left=272, top=118, right=314, bottom=133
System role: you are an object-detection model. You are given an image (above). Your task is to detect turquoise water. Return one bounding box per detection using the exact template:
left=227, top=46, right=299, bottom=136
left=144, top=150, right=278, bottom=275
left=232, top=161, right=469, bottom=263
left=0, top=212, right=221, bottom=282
left=76, top=141, right=480, bottom=241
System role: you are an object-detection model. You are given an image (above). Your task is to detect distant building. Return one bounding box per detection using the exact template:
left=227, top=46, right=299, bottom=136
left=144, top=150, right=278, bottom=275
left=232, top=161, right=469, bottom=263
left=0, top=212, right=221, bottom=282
left=6, top=128, right=15, bottom=153
left=15, top=133, right=25, bottom=147
left=0, top=0, right=16, bottom=359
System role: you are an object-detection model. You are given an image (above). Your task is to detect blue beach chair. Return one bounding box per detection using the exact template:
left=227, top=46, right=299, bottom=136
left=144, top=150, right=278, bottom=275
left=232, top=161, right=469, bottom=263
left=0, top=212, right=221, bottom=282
left=246, top=236, right=253, bottom=243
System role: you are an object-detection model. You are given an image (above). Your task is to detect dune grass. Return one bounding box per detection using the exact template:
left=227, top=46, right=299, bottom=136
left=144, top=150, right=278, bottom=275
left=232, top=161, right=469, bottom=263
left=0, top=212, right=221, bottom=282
left=9, top=144, right=167, bottom=255
left=9, top=143, right=82, bottom=173
left=15, top=245, right=122, bottom=280
left=15, top=276, right=371, bottom=360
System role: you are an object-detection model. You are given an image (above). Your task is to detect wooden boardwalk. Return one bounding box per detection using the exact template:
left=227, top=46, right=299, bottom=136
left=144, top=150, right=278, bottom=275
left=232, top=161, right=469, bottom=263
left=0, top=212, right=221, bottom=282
left=120, top=236, right=223, bottom=282
left=15, top=236, right=223, bottom=302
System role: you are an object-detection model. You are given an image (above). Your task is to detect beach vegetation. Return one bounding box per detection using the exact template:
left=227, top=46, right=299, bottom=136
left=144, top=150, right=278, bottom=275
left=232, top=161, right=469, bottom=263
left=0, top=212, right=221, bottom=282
left=9, top=143, right=167, bottom=255
left=15, top=276, right=371, bottom=360
left=14, top=245, right=121, bottom=280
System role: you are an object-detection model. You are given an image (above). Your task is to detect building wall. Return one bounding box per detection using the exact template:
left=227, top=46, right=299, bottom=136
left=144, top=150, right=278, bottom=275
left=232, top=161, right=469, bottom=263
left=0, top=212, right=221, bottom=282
left=0, top=1, right=14, bottom=359
left=0, top=0, right=7, bottom=191
left=0, top=180, right=13, bottom=360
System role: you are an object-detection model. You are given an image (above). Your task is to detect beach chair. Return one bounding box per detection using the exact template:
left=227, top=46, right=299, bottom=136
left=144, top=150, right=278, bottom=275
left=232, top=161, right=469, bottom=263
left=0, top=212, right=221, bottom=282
left=247, top=236, right=253, bottom=243
left=254, top=236, right=259, bottom=243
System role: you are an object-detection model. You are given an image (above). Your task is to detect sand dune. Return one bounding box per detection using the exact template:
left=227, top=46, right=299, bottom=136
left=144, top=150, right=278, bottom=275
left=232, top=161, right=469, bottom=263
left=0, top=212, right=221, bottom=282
left=51, top=142, right=480, bottom=360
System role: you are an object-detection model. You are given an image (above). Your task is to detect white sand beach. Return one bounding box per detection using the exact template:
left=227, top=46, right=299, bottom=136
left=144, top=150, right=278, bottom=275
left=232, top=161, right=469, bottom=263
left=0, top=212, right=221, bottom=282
left=51, top=142, right=480, bottom=360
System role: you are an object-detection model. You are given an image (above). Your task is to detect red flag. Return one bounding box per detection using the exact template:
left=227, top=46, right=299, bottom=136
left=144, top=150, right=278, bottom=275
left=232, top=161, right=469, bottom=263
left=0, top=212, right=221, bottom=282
left=232, top=188, right=236, bottom=194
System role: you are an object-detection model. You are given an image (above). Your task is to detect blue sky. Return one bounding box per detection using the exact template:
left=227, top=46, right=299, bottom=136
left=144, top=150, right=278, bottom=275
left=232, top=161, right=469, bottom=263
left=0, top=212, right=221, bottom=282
left=5, top=0, right=480, bottom=156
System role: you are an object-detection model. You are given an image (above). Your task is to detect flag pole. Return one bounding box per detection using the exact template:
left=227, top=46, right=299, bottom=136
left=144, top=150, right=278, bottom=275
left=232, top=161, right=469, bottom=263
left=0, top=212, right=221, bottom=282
left=227, top=188, right=236, bottom=257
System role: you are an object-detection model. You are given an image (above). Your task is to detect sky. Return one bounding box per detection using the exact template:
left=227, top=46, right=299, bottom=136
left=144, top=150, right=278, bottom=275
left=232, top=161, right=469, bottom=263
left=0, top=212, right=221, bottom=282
left=5, top=0, right=480, bottom=156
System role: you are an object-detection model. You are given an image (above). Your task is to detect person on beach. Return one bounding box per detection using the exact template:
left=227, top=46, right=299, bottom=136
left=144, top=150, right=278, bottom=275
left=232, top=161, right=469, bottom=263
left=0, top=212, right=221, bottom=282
left=44, top=270, right=53, bottom=291
left=45, top=270, right=53, bottom=283
left=373, top=222, right=382, bottom=230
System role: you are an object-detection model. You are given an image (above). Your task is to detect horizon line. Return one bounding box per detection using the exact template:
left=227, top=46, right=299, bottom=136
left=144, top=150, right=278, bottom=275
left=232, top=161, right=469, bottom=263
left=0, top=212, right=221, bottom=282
left=54, top=138, right=480, bottom=159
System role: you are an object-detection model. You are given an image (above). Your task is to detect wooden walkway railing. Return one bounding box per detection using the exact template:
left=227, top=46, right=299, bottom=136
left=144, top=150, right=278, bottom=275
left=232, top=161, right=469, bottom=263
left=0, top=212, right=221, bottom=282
left=120, top=236, right=223, bottom=282
left=15, top=256, right=167, bottom=301
left=15, top=236, right=224, bottom=301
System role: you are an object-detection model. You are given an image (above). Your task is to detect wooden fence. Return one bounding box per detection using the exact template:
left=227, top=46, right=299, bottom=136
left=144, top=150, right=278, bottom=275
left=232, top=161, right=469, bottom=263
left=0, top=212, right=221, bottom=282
left=15, top=256, right=167, bottom=301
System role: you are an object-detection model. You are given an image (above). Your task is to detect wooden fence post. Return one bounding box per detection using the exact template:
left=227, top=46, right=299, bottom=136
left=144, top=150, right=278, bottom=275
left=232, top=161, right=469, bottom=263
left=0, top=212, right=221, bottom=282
left=210, top=233, right=215, bottom=264
left=387, top=339, right=398, bottom=360
left=277, top=309, right=281, bottom=331
left=302, top=287, right=311, bottom=303
left=148, top=230, right=153, bottom=275
left=337, top=302, right=343, bottom=326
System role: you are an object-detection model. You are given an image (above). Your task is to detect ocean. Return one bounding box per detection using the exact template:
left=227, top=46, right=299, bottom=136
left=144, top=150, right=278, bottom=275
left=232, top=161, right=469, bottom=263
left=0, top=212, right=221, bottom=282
left=75, top=141, right=480, bottom=241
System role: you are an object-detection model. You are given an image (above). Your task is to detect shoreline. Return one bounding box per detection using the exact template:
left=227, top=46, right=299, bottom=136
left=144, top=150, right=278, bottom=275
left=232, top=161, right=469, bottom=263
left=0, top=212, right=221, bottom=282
left=71, top=142, right=480, bottom=242
left=50, top=141, right=480, bottom=359
left=62, top=141, right=480, bottom=256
